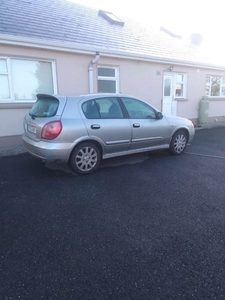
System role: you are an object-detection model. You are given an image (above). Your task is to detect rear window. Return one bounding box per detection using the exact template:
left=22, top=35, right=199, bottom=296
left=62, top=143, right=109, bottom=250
left=30, top=97, right=59, bottom=118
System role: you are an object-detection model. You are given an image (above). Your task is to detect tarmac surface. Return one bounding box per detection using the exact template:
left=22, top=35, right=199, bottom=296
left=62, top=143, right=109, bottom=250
left=1, top=125, right=225, bottom=300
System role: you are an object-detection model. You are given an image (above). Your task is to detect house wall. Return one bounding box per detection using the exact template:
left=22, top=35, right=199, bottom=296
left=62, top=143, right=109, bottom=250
left=0, top=45, right=91, bottom=142
left=0, top=44, right=225, bottom=145
left=0, top=108, right=27, bottom=136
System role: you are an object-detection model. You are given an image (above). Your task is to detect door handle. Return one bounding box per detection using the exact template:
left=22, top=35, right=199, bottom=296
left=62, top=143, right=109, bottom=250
left=133, top=123, right=140, bottom=128
left=91, top=124, right=100, bottom=129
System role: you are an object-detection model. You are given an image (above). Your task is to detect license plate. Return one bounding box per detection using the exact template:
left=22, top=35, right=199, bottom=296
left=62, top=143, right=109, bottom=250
left=27, top=124, right=36, bottom=134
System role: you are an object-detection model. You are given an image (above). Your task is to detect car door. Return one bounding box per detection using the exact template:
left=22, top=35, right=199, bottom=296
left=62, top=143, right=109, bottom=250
left=81, top=97, right=131, bottom=154
left=120, top=97, right=170, bottom=150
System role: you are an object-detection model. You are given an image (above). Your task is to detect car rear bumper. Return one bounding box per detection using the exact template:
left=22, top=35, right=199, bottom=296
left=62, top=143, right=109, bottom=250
left=22, top=134, right=72, bottom=162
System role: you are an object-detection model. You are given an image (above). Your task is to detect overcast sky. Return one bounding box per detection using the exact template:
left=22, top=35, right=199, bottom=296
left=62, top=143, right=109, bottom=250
left=68, top=0, right=223, bottom=41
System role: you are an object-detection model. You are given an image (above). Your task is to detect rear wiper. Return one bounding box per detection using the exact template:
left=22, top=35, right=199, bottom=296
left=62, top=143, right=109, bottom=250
left=29, top=113, right=36, bottom=120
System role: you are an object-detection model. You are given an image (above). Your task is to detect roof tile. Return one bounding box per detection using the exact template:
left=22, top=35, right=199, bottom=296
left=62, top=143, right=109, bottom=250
left=0, top=0, right=223, bottom=67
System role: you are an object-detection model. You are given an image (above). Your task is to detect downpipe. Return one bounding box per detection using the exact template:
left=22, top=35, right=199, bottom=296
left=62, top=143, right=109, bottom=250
left=88, top=52, right=100, bottom=93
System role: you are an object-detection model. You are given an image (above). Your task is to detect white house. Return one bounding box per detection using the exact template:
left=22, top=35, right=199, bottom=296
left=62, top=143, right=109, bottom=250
left=1, top=0, right=225, bottom=147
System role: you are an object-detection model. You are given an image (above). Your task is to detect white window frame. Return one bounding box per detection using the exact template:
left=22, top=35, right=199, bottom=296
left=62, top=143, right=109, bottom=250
left=0, top=57, right=13, bottom=100
left=163, top=72, right=187, bottom=99
left=97, top=66, right=119, bottom=93
left=175, top=73, right=187, bottom=99
left=0, top=57, right=57, bottom=103
left=205, top=75, right=225, bottom=97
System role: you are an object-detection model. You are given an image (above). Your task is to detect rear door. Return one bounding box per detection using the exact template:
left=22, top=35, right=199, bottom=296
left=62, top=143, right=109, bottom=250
left=81, top=97, right=131, bottom=154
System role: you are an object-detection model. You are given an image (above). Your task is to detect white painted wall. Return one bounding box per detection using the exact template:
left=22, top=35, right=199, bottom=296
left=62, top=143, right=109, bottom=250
left=0, top=45, right=225, bottom=140
left=0, top=108, right=30, bottom=136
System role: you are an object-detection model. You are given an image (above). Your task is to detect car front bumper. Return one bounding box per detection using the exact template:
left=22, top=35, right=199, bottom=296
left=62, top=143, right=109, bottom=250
left=188, top=126, right=195, bottom=143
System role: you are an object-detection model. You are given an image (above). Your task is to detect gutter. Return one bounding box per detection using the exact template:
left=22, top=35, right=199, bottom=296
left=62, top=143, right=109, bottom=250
left=1, top=34, right=225, bottom=71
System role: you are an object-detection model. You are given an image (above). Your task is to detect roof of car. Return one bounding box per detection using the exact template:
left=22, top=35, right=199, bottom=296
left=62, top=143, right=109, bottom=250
left=0, top=0, right=224, bottom=68
left=43, top=93, right=141, bottom=99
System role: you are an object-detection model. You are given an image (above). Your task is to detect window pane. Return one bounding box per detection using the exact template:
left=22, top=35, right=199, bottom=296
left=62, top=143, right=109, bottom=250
left=176, top=83, right=183, bottom=97
left=205, top=86, right=210, bottom=96
left=96, top=98, right=123, bottom=118
left=82, top=100, right=100, bottom=119
left=122, top=98, right=156, bottom=119
left=211, top=77, right=220, bottom=96
left=222, top=87, right=225, bottom=96
left=30, top=97, right=59, bottom=117
left=98, top=68, right=115, bottom=77
left=0, top=75, right=10, bottom=98
left=95, top=98, right=112, bottom=114
left=11, top=59, right=54, bottom=100
left=164, top=78, right=171, bottom=96
left=98, top=80, right=116, bottom=93
left=206, top=76, right=211, bottom=84
left=0, top=59, right=7, bottom=73
left=176, top=74, right=184, bottom=82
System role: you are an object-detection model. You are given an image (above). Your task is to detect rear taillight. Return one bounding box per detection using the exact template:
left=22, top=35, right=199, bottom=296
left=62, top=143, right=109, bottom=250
left=41, top=121, right=62, bottom=140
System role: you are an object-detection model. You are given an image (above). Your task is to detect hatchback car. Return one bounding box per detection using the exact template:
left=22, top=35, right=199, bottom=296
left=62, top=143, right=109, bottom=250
left=22, top=93, right=195, bottom=175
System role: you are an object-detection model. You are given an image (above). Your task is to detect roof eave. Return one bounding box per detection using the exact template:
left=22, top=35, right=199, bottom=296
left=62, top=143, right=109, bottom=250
left=1, top=34, right=225, bottom=71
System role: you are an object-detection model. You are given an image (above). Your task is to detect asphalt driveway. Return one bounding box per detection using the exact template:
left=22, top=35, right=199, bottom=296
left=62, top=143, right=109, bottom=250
left=0, top=127, right=225, bottom=300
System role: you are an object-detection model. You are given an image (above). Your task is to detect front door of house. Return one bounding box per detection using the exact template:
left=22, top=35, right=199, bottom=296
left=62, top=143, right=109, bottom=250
left=162, top=73, right=177, bottom=116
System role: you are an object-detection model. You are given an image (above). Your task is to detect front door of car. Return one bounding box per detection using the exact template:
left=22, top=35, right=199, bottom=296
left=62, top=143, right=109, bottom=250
left=81, top=97, right=131, bottom=154
left=120, top=97, right=169, bottom=150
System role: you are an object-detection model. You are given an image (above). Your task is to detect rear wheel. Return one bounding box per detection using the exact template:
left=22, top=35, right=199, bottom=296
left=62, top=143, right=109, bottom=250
left=70, top=142, right=101, bottom=175
left=170, top=130, right=187, bottom=155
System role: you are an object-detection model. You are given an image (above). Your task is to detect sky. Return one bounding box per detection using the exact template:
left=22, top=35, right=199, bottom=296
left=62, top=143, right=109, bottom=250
left=67, top=0, right=224, bottom=42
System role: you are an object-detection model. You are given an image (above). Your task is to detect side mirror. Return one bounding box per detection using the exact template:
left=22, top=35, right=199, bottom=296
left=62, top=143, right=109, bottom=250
left=156, top=111, right=163, bottom=119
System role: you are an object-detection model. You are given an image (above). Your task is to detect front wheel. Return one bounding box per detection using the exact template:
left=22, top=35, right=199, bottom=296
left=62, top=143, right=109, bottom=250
left=170, top=130, right=187, bottom=155
left=70, top=142, right=101, bottom=175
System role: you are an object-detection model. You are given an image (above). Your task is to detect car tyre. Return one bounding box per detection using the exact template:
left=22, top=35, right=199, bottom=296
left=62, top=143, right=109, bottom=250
left=170, top=130, right=187, bottom=155
left=70, top=142, right=101, bottom=175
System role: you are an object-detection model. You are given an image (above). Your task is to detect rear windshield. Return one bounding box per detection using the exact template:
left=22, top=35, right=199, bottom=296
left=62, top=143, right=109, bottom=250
left=30, top=97, right=59, bottom=118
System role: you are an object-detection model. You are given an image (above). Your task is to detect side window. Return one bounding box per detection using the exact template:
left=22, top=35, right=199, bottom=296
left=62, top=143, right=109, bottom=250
left=97, top=66, right=119, bottom=93
left=82, top=98, right=123, bottom=119
left=96, top=98, right=123, bottom=119
left=82, top=100, right=100, bottom=119
left=121, top=97, right=156, bottom=119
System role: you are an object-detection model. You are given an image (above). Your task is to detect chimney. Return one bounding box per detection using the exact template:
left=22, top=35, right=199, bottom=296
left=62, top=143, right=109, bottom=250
left=189, top=33, right=203, bottom=46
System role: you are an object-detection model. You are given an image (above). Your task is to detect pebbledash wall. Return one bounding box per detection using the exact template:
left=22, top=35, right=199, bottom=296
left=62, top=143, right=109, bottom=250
left=1, top=44, right=225, bottom=146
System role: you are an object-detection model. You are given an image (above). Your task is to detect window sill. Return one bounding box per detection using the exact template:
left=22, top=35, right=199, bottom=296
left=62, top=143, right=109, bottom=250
left=0, top=102, right=35, bottom=109
left=175, top=98, right=188, bottom=101
left=207, top=97, right=225, bottom=101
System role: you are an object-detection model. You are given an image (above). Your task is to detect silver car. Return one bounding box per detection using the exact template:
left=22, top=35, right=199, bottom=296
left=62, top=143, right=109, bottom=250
left=22, top=93, right=195, bottom=175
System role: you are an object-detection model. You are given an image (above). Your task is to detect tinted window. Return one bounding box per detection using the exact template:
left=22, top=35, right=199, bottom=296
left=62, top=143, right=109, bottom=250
left=121, top=97, right=156, bottom=119
left=96, top=98, right=123, bottom=119
left=82, top=100, right=100, bottom=119
left=82, top=98, right=123, bottom=119
left=30, top=97, right=59, bottom=118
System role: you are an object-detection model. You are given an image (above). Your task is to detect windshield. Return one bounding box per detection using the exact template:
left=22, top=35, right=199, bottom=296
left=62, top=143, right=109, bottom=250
left=30, top=97, right=59, bottom=118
